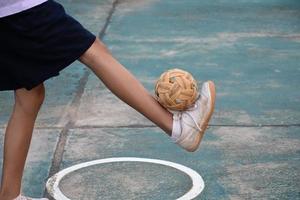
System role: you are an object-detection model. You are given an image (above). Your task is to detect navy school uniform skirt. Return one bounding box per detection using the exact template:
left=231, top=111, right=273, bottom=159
left=0, top=0, right=96, bottom=91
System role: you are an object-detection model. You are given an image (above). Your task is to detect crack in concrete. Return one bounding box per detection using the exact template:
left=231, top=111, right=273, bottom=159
left=99, top=0, right=119, bottom=39
left=1, top=123, right=299, bottom=130
left=43, top=0, right=120, bottom=198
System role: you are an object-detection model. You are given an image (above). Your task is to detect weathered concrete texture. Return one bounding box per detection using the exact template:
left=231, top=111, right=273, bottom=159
left=0, top=128, right=60, bottom=197
left=59, top=162, right=191, bottom=200
left=100, top=0, right=300, bottom=125
left=1, top=0, right=300, bottom=199
left=59, top=0, right=114, bottom=32
left=0, top=92, right=14, bottom=126
left=61, top=127, right=225, bottom=200
left=60, top=127, right=300, bottom=199
left=75, top=74, right=154, bottom=126
left=210, top=126, right=300, bottom=200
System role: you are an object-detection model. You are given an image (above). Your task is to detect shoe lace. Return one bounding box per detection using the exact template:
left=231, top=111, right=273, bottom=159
left=183, top=94, right=202, bottom=132
left=185, top=111, right=202, bottom=132
left=172, top=93, right=202, bottom=132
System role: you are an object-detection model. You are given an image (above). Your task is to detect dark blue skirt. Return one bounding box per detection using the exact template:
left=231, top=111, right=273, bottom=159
left=0, top=0, right=96, bottom=91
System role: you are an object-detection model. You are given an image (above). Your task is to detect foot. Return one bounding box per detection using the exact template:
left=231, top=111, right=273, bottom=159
left=172, top=81, right=216, bottom=152
left=13, top=194, right=49, bottom=200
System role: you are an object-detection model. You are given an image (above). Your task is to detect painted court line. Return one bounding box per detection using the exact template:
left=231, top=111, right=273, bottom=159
left=46, top=157, right=205, bottom=200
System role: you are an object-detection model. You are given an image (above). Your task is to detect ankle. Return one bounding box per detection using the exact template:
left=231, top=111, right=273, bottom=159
left=161, top=111, right=174, bottom=136
left=0, top=189, right=20, bottom=200
left=171, top=113, right=182, bottom=141
left=0, top=193, right=20, bottom=200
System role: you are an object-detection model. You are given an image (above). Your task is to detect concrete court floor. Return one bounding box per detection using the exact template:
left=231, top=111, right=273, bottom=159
left=0, top=0, right=300, bottom=199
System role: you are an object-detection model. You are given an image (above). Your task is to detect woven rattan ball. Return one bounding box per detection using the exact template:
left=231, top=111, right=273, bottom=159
left=154, top=68, right=199, bottom=111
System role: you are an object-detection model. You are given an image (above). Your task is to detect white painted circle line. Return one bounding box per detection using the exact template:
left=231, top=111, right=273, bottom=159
left=46, top=157, right=205, bottom=200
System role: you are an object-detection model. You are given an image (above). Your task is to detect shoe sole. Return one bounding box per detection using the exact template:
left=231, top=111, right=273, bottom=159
left=187, top=81, right=216, bottom=152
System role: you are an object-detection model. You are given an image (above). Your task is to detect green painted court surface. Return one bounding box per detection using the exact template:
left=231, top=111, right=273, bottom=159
left=1, top=0, right=300, bottom=199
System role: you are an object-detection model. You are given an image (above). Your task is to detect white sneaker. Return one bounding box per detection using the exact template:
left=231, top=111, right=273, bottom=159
left=13, top=194, right=49, bottom=200
left=173, top=81, right=216, bottom=152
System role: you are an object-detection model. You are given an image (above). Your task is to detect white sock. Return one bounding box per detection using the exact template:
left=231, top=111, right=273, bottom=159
left=171, top=113, right=182, bottom=142
left=13, top=194, right=22, bottom=200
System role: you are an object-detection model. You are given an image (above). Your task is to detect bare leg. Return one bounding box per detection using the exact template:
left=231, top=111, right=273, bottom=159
left=0, top=84, right=45, bottom=200
left=79, top=38, right=173, bottom=135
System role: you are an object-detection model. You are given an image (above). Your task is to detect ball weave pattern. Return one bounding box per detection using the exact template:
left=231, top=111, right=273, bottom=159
left=154, top=68, right=199, bottom=111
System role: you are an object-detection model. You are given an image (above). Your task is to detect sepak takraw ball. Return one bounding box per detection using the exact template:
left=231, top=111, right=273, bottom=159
left=154, top=68, right=199, bottom=111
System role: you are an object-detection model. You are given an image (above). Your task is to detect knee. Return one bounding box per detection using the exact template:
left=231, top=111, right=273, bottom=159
left=14, top=83, right=45, bottom=115
left=79, top=38, right=111, bottom=67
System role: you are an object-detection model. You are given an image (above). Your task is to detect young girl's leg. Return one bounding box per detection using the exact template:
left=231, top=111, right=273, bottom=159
left=79, top=38, right=173, bottom=135
left=0, top=84, right=45, bottom=200
left=79, top=38, right=216, bottom=152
